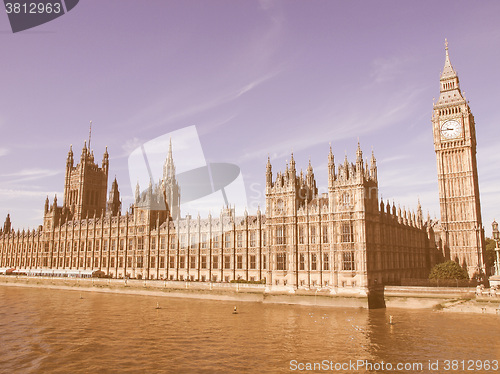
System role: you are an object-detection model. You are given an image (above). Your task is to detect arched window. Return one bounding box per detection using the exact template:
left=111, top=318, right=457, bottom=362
left=276, top=226, right=286, bottom=245
left=341, top=192, right=351, bottom=206
left=276, top=253, right=286, bottom=270
left=275, top=199, right=284, bottom=214
left=342, top=251, right=355, bottom=271
left=341, top=222, right=354, bottom=243
left=310, top=226, right=316, bottom=244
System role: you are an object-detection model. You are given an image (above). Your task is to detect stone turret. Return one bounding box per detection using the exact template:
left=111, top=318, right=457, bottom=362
left=107, top=177, right=121, bottom=216
left=266, top=156, right=272, bottom=188
left=306, top=159, right=317, bottom=195
left=370, top=150, right=377, bottom=182
left=102, top=146, right=109, bottom=175
left=328, top=144, right=335, bottom=186
left=356, top=141, right=363, bottom=175
left=3, top=213, right=11, bottom=232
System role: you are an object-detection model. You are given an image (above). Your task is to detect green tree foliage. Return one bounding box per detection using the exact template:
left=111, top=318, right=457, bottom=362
left=429, top=260, right=469, bottom=280
left=484, top=238, right=497, bottom=270
left=486, top=238, right=497, bottom=251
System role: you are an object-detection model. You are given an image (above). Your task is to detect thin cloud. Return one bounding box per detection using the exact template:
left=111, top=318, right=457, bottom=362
left=197, top=114, right=238, bottom=136
left=0, top=188, right=62, bottom=199
left=236, top=72, right=280, bottom=98
left=1, top=168, right=58, bottom=177
left=154, top=70, right=283, bottom=126
left=379, top=155, right=409, bottom=163
left=0, top=169, right=62, bottom=185
left=236, top=86, right=424, bottom=165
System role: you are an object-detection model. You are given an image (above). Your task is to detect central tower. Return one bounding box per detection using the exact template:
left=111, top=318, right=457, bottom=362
left=432, top=39, right=485, bottom=278
left=63, top=141, right=109, bottom=220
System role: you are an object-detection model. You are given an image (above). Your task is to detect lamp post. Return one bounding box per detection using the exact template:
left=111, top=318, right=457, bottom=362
left=492, top=220, right=500, bottom=276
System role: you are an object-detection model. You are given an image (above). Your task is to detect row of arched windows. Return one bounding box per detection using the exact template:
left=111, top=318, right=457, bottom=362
left=439, top=106, right=461, bottom=116
left=442, top=81, right=456, bottom=90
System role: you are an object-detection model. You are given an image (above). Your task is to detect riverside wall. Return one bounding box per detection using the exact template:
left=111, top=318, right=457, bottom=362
left=1, top=276, right=498, bottom=313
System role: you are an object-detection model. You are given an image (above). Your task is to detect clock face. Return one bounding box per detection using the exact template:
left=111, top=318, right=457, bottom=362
left=440, top=120, right=462, bottom=139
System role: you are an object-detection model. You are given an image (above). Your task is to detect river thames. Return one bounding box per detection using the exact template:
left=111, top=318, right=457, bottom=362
left=0, top=286, right=499, bottom=373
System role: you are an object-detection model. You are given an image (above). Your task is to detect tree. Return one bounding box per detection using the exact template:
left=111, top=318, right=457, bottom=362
left=484, top=238, right=497, bottom=271
left=429, top=261, right=469, bottom=280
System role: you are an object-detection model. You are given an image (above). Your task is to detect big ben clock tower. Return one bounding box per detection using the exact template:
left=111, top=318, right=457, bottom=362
left=432, top=39, right=485, bottom=279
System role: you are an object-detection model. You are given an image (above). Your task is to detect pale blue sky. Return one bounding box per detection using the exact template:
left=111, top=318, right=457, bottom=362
left=0, top=1, right=499, bottom=235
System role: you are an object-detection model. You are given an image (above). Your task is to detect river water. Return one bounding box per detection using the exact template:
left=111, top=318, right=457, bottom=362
left=0, top=286, right=499, bottom=373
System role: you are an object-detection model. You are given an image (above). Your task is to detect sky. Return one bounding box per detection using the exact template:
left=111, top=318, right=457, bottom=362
left=0, top=0, right=499, bottom=236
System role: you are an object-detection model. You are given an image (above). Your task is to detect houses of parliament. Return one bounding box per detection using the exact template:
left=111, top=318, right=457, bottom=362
left=0, top=42, right=486, bottom=292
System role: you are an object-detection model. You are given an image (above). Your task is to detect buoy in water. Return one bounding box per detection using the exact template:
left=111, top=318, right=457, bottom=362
left=389, top=315, right=395, bottom=325
left=79, top=294, right=83, bottom=299
left=232, top=306, right=238, bottom=314
left=155, top=302, right=161, bottom=310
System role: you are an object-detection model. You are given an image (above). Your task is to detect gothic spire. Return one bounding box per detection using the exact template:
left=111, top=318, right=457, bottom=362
left=328, top=143, right=335, bottom=183
left=441, top=38, right=457, bottom=80
left=163, top=138, right=176, bottom=181
left=81, top=141, right=87, bottom=161
left=3, top=213, right=11, bottom=232
left=88, top=120, right=92, bottom=151
left=436, top=38, right=463, bottom=105
left=266, top=155, right=272, bottom=186
left=328, top=143, right=334, bottom=163
left=370, top=148, right=377, bottom=181
left=102, top=146, right=109, bottom=174
left=356, top=140, right=362, bottom=162
left=135, top=181, right=140, bottom=203
left=307, top=158, right=313, bottom=174
left=306, top=158, right=317, bottom=196
left=67, top=144, right=74, bottom=168
left=417, top=198, right=423, bottom=227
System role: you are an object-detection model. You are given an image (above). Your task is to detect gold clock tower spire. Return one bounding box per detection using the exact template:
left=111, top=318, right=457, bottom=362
left=432, top=39, right=485, bottom=278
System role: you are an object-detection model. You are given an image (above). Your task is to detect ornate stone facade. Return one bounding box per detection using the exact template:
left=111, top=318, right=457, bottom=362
left=264, top=145, right=435, bottom=291
left=0, top=41, right=485, bottom=291
left=0, top=136, right=439, bottom=294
